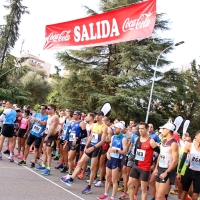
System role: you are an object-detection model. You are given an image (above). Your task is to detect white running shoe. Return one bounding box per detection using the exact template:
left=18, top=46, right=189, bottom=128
left=86, top=179, right=97, bottom=184
left=95, top=181, right=104, bottom=187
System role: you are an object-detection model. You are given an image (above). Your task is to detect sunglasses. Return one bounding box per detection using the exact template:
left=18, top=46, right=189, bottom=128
left=40, top=108, right=45, bottom=110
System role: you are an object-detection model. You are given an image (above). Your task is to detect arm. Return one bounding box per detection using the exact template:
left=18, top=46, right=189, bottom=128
left=177, top=143, right=191, bottom=173
left=105, top=127, right=112, bottom=144
left=119, top=137, right=128, bottom=155
left=77, top=121, right=87, bottom=140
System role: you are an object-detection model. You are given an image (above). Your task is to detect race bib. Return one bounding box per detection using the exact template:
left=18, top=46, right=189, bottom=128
left=91, top=133, right=98, bottom=144
left=81, top=137, right=87, bottom=145
left=110, top=147, right=120, bottom=159
left=159, top=154, right=166, bottom=165
left=32, top=124, right=41, bottom=134
left=69, top=131, right=76, bottom=142
left=135, top=149, right=146, bottom=161
left=191, top=156, right=200, bottom=167
left=14, top=123, right=19, bottom=129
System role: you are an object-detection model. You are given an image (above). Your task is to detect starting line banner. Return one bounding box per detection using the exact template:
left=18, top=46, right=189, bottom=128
left=43, top=0, right=156, bottom=50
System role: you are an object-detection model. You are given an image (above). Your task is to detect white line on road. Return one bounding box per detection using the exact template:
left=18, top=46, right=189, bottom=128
left=2, top=154, right=85, bottom=200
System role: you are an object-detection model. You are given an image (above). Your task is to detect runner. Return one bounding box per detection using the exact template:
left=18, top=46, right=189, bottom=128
left=18, top=104, right=48, bottom=167
left=56, top=109, right=74, bottom=173
left=177, top=130, right=200, bottom=200
left=0, top=101, right=17, bottom=162
left=78, top=112, right=95, bottom=179
left=35, top=104, right=59, bottom=175
left=128, top=122, right=160, bottom=200
left=97, top=122, right=127, bottom=200
left=16, top=109, right=30, bottom=159
left=154, top=123, right=178, bottom=200
left=95, top=115, right=112, bottom=187
left=63, top=110, right=107, bottom=195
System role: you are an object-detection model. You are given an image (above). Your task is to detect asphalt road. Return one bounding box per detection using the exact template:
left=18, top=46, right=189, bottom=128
left=0, top=144, right=178, bottom=200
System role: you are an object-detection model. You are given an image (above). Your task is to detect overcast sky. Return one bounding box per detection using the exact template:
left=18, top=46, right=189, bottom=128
left=0, top=0, right=200, bottom=73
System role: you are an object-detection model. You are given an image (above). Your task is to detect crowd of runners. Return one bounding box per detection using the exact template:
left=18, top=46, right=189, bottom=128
left=0, top=100, right=200, bottom=200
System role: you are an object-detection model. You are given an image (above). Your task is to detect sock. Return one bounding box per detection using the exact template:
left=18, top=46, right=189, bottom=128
left=104, top=193, right=108, bottom=196
left=47, top=166, right=50, bottom=170
left=165, top=194, right=168, bottom=199
left=88, top=185, right=91, bottom=188
left=10, top=153, right=13, bottom=158
left=111, top=196, right=115, bottom=200
left=69, top=172, right=72, bottom=175
left=42, top=164, right=46, bottom=167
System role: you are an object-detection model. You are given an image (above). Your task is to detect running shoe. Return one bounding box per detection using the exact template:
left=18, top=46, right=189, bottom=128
left=119, top=192, right=127, bottom=199
left=15, top=153, right=20, bottom=157
left=55, top=164, right=63, bottom=169
left=82, top=185, right=91, bottom=194
left=60, top=167, right=68, bottom=173
left=29, top=150, right=34, bottom=154
left=78, top=173, right=85, bottom=179
left=10, top=158, right=14, bottom=162
left=3, top=149, right=10, bottom=154
left=95, top=181, right=104, bottom=187
left=86, top=179, right=97, bottom=184
left=170, top=189, right=178, bottom=195
left=118, top=185, right=124, bottom=192
left=42, top=168, right=50, bottom=176
left=53, top=156, right=59, bottom=161
left=30, top=162, right=35, bottom=168
left=65, top=179, right=73, bottom=186
left=35, top=165, right=46, bottom=171
left=17, top=154, right=24, bottom=159
left=85, top=168, right=91, bottom=176
left=97, top=194, right=108, bottom=200
left=134, top=194, right=138, bottom=200
left=60, top=174, right=71, bottom=182
left=18, top=160, right=26, bottom=165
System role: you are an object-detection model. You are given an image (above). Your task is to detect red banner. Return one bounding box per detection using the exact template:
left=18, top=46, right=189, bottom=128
left=43, top=0, right=156, bottom=50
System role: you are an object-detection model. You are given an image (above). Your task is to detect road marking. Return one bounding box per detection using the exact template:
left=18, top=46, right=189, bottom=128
left=2, top=154, right=85, bottom=200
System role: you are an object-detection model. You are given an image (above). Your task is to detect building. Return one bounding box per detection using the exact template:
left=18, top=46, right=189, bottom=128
left=20, top=51, right=52, bottom=79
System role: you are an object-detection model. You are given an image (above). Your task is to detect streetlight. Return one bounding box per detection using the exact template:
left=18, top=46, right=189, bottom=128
left=145, top=41, right=185, bottom=123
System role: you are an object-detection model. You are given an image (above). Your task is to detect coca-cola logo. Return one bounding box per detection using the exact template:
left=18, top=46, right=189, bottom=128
left=122, top=12, right=154, bottom=32
left=46, top=30, right=71, bottom=43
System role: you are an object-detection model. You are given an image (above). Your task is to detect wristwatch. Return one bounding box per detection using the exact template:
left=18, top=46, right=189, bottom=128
left=116, top=149, right=119, bottom=154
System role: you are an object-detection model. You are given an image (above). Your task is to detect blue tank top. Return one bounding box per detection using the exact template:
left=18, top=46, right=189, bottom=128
left=60, top=119, right=74, bottom=140
left=30, top=113, right=48, bottom=138
left=4, top=109, right=16, bottom=124
left=69, top=120, right=82, bottom=142
left=110, top=134, right=124, bottom=159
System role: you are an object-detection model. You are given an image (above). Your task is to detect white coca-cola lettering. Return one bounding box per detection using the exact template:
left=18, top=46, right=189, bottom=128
left=46, top=30, right=71, bottom=43
left=122, top=12, right=153, bottom=32
left=74, top=18, right=120, bottom=42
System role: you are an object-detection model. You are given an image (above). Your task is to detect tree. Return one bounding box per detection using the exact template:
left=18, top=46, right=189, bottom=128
left=20, top=71, right=51, bottom=105
left=52, top=0, right=174, bottom=126
left=0, top=0, right=29, bottom=68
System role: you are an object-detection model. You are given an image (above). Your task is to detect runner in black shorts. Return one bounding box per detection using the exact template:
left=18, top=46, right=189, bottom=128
left=177, top=130, right=200, bottom=200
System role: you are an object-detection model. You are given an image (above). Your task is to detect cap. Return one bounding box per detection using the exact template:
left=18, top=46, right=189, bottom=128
left=95, top=110, right=104, bottom=116
left=74, top=111, right=82, bottom=116
left=183, top=132, right=189, bottom=137
left=120, top=121, right=125, bottom=128
left=162, top=123, right=176, bottom=132
left=114, top=122, right=124, bottom=129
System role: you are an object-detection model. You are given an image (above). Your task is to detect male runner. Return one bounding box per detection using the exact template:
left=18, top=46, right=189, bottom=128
left=18, top=104, right=48, bottom=167
left=97, top=122, right=127, bottom=200
left=177, top=130, right=200, bottom=200
left=154, top=123, right=178, bottom=200
left=128, top=122, right=160, bottom=200
left=63, top=110, right=107, bottom=195
left=35, top=104, right=59, bottom=175
left=0, top=101, right=17, bottom=162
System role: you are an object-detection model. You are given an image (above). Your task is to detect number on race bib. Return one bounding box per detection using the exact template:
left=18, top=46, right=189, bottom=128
left=135, top=149, right=146, bottom=161
left=32, top=124, right=42, bottom=134
left=69, top=131, right=76, bottom=142
left=91, top=133, right=98, bottom=144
